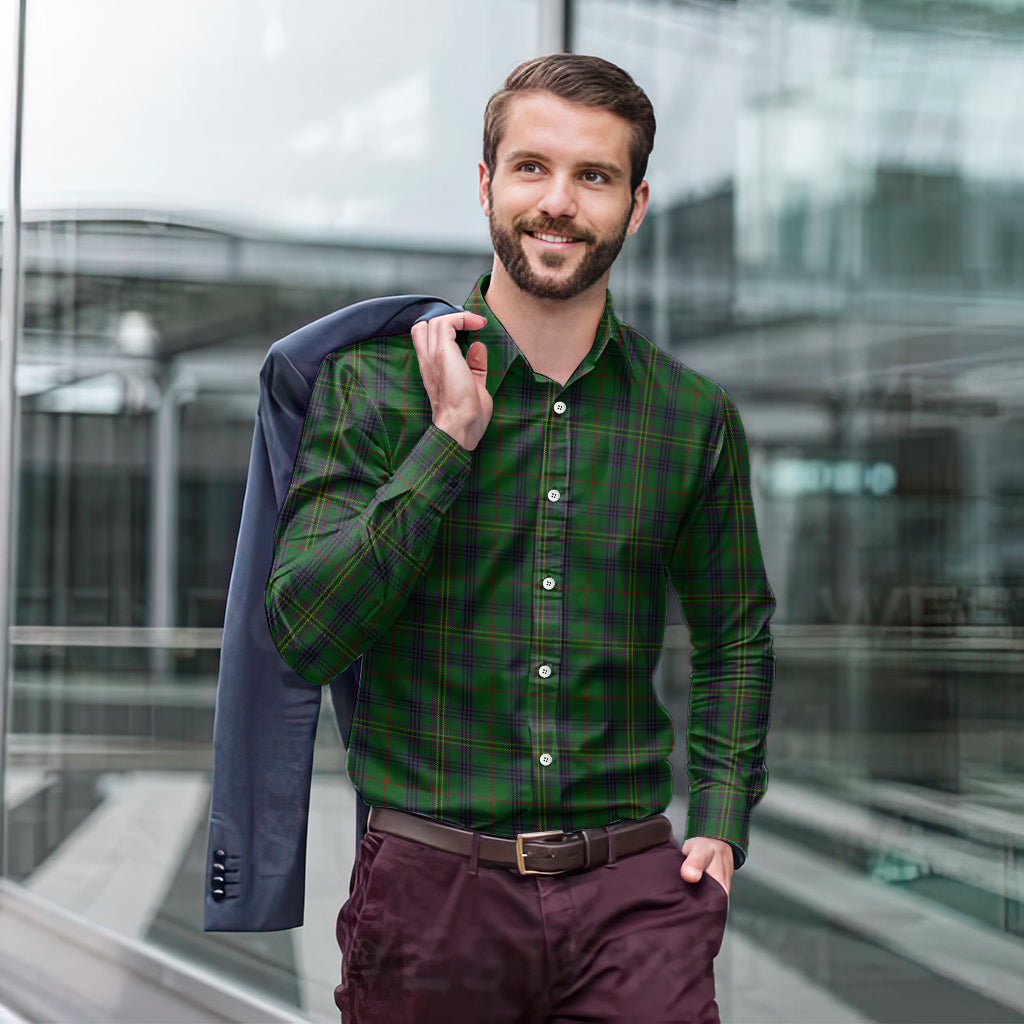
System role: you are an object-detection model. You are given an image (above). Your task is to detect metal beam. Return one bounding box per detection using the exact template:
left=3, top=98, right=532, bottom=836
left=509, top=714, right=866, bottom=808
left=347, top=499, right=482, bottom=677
left=0, top=0, right=28, bottom=880
left=537, top=0, right=571, bottom=52
left=149, top=364, right=179, bottom=678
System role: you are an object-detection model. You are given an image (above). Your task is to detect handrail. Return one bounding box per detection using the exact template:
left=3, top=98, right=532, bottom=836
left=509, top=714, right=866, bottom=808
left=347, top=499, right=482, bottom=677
left=4, top=622, right=1024, bottom=653
left=9, top=625, right=223, bottom=648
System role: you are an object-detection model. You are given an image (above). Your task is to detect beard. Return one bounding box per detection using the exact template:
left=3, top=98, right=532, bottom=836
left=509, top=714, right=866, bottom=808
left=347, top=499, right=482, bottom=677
left=487, top=187, right=631, bottom=301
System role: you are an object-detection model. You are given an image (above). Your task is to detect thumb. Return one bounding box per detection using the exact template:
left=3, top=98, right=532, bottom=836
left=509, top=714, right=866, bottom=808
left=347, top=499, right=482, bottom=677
left=680, top=845, right=710, bottom=883
left=466, top=340, right=488, bottom=377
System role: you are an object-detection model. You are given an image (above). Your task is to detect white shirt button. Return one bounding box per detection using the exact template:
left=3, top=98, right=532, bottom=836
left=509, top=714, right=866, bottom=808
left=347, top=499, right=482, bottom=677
left=539, top=753, right=553, bottom=767
left=538, top=664, right=552, bottom=679
left=553, top=401, right=567, bottom=415
left=542, top=577, right=556, bottom=591
left=547, top=489, right=560, bottom=503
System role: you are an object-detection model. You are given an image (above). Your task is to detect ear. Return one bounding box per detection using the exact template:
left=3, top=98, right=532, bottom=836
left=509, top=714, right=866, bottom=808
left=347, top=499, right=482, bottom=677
left=478, top=161, right=492, bottom=216
left=625, top=180, right=650, bottom=237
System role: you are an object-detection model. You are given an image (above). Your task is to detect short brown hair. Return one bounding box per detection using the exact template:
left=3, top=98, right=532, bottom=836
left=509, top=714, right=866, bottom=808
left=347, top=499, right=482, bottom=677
left=483, top=54, right=656, bottom=193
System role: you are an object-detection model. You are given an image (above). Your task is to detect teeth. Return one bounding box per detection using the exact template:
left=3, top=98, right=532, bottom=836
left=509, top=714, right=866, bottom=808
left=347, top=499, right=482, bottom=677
left=533, top=232, right=575, bottom=244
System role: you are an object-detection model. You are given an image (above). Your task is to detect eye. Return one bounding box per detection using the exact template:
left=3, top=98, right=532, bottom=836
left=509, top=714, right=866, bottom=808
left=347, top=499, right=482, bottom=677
left=517, top=162, right=542, bottom=175
left=582, top=170, right=608, bottom=184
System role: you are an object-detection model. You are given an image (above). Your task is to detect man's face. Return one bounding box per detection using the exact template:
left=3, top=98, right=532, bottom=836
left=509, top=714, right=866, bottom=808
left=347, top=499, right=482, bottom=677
left=480, top=91, right=649, bottom=301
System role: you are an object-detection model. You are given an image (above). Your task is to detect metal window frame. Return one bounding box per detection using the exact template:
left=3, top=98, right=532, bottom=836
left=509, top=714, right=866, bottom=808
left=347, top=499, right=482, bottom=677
left=0, top=0, right=27, bottom=881
left=538, top=0, right=574, bottom=52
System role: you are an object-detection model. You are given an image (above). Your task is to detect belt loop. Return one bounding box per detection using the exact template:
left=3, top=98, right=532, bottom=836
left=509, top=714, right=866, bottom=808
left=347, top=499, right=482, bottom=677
left=581, top=829, right=593, bottom=869
left=606, top=829, right=618, bottom=869
left=468, top=831, right=480, bottom=877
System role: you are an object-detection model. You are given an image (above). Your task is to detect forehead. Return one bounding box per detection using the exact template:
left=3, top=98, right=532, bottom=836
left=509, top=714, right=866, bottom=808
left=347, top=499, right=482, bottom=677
left=497, top=91, right=632, bottom=169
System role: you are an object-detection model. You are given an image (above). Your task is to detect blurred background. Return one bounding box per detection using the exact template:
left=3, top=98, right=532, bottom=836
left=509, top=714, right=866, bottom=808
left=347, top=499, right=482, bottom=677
left=0, top=0, right=1023, bottom=1021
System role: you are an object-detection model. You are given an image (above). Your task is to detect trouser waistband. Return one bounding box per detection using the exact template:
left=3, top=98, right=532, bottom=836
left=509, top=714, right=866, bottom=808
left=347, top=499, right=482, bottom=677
left=367, top=806, right=673, bottom=875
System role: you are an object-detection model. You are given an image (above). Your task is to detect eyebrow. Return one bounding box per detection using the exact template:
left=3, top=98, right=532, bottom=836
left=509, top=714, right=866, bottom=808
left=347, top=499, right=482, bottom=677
left=502, top=150, right=626, bottom=181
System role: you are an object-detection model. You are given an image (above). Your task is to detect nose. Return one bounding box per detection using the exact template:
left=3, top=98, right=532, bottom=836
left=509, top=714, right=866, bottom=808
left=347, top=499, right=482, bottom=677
left=536, top=174, right=577, bottom=220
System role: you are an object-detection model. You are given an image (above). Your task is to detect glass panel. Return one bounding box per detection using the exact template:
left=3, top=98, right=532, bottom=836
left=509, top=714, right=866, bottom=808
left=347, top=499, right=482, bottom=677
left=0, top=0, right=19, bottom=900
left=11, top=1, right=538, bottom=1019
left=0, top=1, right=12, bottom=216
left=575, top=1, right=1024, bottom=1020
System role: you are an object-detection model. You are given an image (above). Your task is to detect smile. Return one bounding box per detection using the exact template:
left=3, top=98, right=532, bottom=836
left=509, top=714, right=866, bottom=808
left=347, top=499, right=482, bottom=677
left=528, top=231, right=580, bottom=244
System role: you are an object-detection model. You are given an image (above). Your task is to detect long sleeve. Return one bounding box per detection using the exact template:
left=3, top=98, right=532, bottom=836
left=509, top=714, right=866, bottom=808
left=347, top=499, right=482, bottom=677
left=668, top=386, right=776, bottom=865
left=265, top=357, right=472, bottom=685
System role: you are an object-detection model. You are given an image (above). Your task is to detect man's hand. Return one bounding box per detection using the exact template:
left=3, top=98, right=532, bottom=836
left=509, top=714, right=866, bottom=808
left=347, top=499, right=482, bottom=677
left=680, top=836, right=734, bottom=897
left=411, top=311, right=490, bottom=451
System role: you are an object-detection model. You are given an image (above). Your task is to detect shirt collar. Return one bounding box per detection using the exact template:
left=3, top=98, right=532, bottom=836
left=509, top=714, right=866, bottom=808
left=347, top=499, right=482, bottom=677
left=460, top=274, right=641, bottom=394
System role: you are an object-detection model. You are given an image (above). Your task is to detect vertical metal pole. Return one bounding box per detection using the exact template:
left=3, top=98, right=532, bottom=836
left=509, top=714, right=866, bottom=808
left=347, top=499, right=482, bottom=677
left=0, top=0, right=28, bottom=878
left=537, top=0, right=570, bottom=53
left=149, top=364, right=178, bottom=676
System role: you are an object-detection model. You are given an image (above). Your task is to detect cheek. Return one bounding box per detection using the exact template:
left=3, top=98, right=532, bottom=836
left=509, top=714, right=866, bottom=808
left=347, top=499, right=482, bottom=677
left=493, top=180, right=544, bottom=212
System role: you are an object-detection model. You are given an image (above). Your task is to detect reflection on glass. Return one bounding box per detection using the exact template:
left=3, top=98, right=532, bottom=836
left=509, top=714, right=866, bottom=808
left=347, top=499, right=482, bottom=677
left=579, top=1, right=1024, bottom=1021
left=8, top=1, right=536, bottom=1019
left=7, top=0, right=1024, bottom=1019
left=0, top=0, right=12, bottom=216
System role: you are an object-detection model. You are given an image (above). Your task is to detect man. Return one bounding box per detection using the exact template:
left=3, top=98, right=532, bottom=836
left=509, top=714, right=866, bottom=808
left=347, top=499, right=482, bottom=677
left=266, top=54, right=775, bottom=1023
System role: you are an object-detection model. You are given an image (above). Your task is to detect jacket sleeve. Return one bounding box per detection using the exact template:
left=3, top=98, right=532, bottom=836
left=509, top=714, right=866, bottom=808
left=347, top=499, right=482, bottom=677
left=265, top=356, right=472, bottom=685
left=667, top=386, right=776, bottom=866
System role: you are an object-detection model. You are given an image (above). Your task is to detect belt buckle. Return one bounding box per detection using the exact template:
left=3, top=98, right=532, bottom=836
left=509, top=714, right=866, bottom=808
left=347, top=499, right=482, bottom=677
left=515, top=830, right=566, bottom=876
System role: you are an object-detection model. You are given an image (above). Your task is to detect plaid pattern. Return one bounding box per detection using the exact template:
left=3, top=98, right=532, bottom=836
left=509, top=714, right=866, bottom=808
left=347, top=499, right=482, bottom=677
left=266, top=275, right=776, bottom=858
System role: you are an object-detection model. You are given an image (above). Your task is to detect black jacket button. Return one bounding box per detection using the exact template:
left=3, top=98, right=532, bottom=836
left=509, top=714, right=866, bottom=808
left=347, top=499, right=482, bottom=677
left=212, top=888, right=226, bottom=901
left=214, top=849, right=226, bottom=859
left=212, top=862, right=226, bottom=873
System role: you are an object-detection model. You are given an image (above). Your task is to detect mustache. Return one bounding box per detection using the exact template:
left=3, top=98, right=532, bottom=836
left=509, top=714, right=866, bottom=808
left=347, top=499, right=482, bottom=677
left=513, top=216, right=595, bottom=244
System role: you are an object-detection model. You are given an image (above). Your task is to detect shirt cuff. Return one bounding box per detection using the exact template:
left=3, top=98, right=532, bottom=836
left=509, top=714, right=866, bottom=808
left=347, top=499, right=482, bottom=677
left=383, top=422, right=473, bottom=514
left=685, top=792, right=756, bottom=869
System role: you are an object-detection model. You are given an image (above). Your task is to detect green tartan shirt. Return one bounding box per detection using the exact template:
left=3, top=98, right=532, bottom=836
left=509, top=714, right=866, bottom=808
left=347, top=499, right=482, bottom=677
left=266, top=274, right=776, bottom=863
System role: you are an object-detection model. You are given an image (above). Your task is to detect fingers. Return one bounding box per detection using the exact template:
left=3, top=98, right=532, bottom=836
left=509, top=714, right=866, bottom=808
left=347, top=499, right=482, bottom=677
left=412, top=310, right=486, bottom=345
left=411, top=312, right=486, bottom=374
left=413, top=312, right=488, bottom=390
left=679, top=844, right=712, bottom=884
left=458, top=311, right=488, bottom=332
left=411, top=310, right=493, bottom=451
left=679, top=836, right=733, bottom=894
left=424, top=313, right=461, bottom=355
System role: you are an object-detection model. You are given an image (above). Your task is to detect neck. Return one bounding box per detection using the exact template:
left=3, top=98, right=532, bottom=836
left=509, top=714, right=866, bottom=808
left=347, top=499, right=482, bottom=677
left=483, top=259, right=608, bottom=386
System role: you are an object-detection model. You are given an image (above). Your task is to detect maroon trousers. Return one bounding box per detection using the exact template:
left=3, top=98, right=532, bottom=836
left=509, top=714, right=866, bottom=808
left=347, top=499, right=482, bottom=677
left=335, top=827, right=729, bottom=1023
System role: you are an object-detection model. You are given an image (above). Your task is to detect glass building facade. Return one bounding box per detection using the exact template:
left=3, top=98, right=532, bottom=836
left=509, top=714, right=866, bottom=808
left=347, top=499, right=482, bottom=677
left=1, top=1, right=1023, bottom=1020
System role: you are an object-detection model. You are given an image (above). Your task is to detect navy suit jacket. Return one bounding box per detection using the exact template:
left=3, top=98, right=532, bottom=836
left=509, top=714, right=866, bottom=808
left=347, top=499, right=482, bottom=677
left=204, top=294, right=459, bottom=932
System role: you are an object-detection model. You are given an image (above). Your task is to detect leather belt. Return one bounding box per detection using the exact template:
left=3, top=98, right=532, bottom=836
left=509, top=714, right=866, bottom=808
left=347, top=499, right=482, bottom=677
left=368, top=807, right=673, bottom=875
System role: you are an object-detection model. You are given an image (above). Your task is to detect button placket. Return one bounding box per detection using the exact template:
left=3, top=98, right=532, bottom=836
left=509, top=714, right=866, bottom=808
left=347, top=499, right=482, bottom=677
left=530, top=387, right=571, bottom=822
